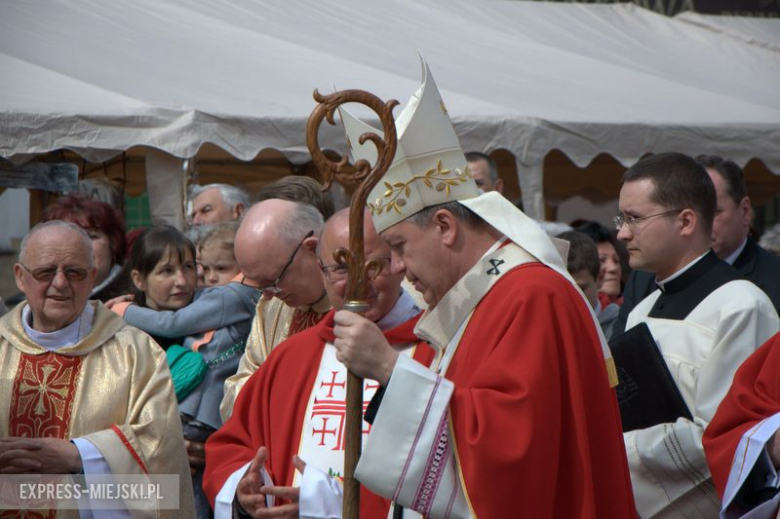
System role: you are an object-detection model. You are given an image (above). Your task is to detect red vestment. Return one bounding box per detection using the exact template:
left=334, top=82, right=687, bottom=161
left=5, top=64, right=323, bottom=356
left=449, top=264, right=635, bottom=518
left=203, top=310, right=433, bottom=517
left=703, top=332, right=780, bottom=496
left=358, top=262, right=636, bottom=518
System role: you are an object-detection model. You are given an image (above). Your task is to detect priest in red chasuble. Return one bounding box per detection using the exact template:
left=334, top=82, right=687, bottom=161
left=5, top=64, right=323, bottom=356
left=329, top=59, right=637, bottom=518
left=203, top=208, right=433, bottom=518
left=0, top=220, right=194, bottom=517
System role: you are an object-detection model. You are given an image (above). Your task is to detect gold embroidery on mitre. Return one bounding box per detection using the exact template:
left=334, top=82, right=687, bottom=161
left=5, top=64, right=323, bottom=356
left=367, top=160, right=472, bottom=216
left=440, top=100, right=448, bottom=115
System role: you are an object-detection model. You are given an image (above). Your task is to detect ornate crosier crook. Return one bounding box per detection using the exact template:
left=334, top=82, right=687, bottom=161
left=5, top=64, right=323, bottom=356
left=306, top=89, right=398, bottom=519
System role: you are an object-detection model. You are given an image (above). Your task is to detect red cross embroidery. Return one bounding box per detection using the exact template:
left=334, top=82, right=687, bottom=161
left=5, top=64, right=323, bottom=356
left=10, top=353, right=82, bottom=439
left=311, top=376, right=379, bottom=451
left=312, top=417, right=338, bottom=446
left=320, top=370, right=346, bottom=398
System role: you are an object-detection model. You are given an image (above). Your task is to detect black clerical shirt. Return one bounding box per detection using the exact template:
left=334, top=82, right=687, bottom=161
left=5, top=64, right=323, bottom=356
left=648, top=251, right=742, bottom=321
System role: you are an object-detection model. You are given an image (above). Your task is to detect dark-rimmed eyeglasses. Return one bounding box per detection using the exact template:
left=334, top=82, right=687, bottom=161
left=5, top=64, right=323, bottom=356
left=613, top=210, right=682, bottom=230
left=318, top=257, right=391, bottom=283
left=258, top=230, right=314, bottom=294
left=19, top=263, right=90, bottom=282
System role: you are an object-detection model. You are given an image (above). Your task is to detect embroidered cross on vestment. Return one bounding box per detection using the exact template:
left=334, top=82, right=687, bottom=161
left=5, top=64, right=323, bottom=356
left=487, top=259, right=505, bottom=276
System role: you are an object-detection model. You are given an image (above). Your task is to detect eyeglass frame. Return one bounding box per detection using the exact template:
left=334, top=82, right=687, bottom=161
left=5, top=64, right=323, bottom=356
left=257, top=230, right=314, bottom=294
left=317, top=256, right=392, bottom=282
left=613, top=209, right=683, bottom=231
left=18, top=263, right=91, bottom=283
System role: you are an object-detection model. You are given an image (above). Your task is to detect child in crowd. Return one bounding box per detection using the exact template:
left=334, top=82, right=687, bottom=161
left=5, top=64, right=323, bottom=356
left=558, top=230, right=620, bottom=340
left=198, top=222, right=241, bottom=287
left=111, top=225, right=260, bottom=519
left=184, top=223, right=212, bottom=287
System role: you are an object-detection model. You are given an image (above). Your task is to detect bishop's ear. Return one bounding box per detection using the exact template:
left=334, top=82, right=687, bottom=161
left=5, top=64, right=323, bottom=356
left=432, top=208, right=459, bottom=247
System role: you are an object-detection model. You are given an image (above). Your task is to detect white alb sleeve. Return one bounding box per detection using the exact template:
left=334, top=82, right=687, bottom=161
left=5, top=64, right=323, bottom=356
left=213, top=461, right=275, bottom=519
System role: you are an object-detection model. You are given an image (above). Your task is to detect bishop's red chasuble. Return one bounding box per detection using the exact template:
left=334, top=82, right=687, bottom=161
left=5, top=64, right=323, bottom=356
left=355, top=243, right=637, bottom=518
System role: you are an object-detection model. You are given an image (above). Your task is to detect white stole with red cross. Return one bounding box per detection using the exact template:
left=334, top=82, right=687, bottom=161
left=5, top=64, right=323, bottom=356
left=294, top=343, right=416, bottom=486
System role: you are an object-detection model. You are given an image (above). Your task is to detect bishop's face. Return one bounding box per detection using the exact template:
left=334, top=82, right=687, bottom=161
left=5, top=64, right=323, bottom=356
left=381, top=219, right=455, bottom=309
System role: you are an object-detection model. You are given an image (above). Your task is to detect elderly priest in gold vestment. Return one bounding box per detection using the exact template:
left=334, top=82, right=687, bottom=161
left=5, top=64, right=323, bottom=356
left=0, top=220, right=194, bottom=518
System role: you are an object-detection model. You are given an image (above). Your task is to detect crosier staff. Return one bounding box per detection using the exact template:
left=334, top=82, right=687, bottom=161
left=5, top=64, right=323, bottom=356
left=306, top=89, right=398, bottom=519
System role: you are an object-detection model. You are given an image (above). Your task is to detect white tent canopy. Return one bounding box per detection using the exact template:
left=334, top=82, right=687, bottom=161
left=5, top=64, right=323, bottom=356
left=1, top=0, right=779, bottom=218
left=675, top=11, right=780, bottom=51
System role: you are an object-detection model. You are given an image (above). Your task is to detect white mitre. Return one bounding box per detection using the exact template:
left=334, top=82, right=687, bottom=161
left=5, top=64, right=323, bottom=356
left=339, top=57, right=572, bottom=282
left=340, top=60, right=477, bottom=233
left=339, top=57, right=617, bottom=387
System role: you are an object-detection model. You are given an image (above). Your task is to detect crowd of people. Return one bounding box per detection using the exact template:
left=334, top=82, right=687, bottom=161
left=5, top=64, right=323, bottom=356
left=2, top=68, right=780, bottom=519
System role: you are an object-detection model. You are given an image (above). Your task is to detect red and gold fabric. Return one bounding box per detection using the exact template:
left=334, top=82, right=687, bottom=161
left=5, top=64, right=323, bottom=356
left=0, top=302, right=195, bottom=518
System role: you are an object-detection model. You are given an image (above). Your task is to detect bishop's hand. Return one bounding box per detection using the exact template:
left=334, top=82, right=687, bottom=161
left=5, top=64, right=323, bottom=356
left=333, top=310, right=398, bottom=385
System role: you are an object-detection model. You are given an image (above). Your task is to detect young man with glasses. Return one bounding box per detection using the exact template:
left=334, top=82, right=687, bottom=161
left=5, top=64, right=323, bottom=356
left=613, top=152, right=779, bottom=517
left=205, top=208, right=429, bottom=518
left=0, top=220, right=195, bottom=516
left=615, top=155, right=780, bottom=335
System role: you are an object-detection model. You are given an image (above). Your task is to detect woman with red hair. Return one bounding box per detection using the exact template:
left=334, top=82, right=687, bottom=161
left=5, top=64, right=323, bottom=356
left=43, top=193, right=129, bottom=301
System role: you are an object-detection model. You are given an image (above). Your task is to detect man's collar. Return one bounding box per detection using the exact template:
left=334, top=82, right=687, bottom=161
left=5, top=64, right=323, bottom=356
left=376, top=289, right=420, bottom=331
left=656, top=250, right=720, bottom=295
left=2, top=301, right=127, bottom=357
left=723, top=238, right=748, bottom=266
left=656, top=250, right=709, bottom=290
left=415, top=241, right=537, bottom=350
left=21, top=303, right=95, bottom=351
